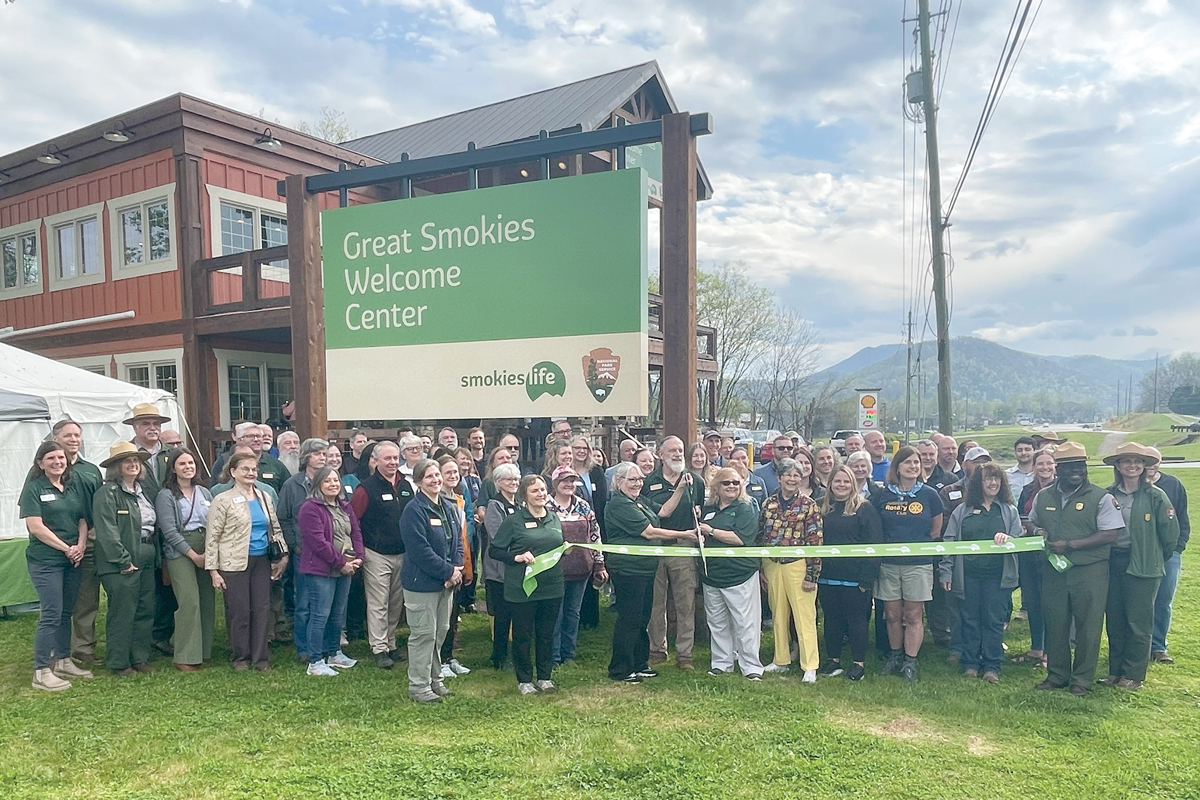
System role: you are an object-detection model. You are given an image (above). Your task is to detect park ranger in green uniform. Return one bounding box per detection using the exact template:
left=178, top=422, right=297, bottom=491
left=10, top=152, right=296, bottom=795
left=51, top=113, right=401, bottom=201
left=1029, top=442, right=1124, bottom=695
left=639, top=436, right=704, bottom=670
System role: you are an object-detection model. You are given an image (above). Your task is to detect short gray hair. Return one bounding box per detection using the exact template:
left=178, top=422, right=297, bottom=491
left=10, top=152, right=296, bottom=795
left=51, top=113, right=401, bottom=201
left=399, top=434, right=422, bottom=451
left=775, top=457, right=802, bottom=477
left=847, top=450, right=872, bottom=467
left=235, top=421, right=259, bottom=438
left=611, top=460, right=642, bottom=490
left=299, top=437, right=330, bottom=469
left=492, top=463, right=521, bottom=483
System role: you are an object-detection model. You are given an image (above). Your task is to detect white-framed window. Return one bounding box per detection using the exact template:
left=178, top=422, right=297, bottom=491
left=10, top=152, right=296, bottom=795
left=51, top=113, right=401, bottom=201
left=44, top=202, right=106, bottom=291
left=60, top=348, right=185, bottom=417
left=125, top=361, right=178, bottom=395
left=212, top=348, right=292, bottom=429
left=108, top=183, right=178, bottom=280
left=0, top=220, right=43, bottom=299
left=205, top=185, right=288, bottom=256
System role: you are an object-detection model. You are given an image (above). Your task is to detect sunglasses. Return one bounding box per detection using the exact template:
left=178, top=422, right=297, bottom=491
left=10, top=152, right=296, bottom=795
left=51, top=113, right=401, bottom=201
left=504, top=445, right=521, bottom=451
left=720, top=480, right=742, bottom=487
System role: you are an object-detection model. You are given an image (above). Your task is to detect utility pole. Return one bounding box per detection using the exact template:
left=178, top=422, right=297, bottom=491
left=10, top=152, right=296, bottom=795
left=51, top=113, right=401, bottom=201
left=904, top=311, right=913, bottom=443
left=1153, top=353, right=1159, bottom=413
left=917, top=0, right=953, bottom=434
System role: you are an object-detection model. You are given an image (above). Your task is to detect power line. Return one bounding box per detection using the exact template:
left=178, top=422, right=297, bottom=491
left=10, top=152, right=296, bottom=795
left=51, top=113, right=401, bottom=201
left=944, top=0, right=1043, bottom=222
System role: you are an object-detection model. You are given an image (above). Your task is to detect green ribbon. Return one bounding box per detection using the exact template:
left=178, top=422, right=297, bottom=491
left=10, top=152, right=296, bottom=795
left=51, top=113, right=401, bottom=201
left=521, top=537, right=1046, bottom=596
left=1046, top=551, right=1073, bottom=572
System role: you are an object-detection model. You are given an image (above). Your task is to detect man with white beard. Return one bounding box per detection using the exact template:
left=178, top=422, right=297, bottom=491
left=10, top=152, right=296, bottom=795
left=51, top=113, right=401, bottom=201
left=640, top=436, right=705, bottom=670
left=276, top=430, right=301, bottom=475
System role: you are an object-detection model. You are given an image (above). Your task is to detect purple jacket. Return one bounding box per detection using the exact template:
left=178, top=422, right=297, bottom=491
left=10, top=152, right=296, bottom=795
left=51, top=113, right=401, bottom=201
left=297, top=497, right=365, bottom=577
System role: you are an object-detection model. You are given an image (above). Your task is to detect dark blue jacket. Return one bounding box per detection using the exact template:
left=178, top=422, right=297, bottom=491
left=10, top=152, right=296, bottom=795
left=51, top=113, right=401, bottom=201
left=400, top=491, right=464, bottom=593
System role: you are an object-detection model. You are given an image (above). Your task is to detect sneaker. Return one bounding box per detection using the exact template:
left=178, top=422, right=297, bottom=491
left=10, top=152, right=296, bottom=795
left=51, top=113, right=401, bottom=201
left=1151, top=651, right=1174, bottom=665
left=746, top=674, right=763, bottom=682
left=677, top=659, right=694, bottom=671
left=306, top=660, right=339, bottom=677
left=389, top=648, right=408, bottom=663
left=1098, top=674, right=1120, bottom=686
left=801, top=669, right=817, bottom=684
left=621, top=673, right=643, bottom=683
left=409, top=689, right=443, bottom=704
left=881, top=651, right=903, bottom=676
left=635, top=669, right=659, bottom=678
left=982, top=671, right=1000, bottom=684
left=707, top=667, right=726, bottom=676
left=818, top=660, right=843, bottom=677
left=763, top=663, right=791, bottom=674
left=375, top=653, right=395, bottom=669
left=440, top=663, right=456, bottom=680
left=430, top=681, right=453, bottom=698
left=449, top=659, right=471, bottom=675
left=518, top=682, right=539, bottom=696
left=32, top=668, right=71, bottom=692
left=963, top=668, right=979, bottom=679
left=54, top=658, right=94, bottom=679
left=847, top=663, right=866, bottom=682
left=535, top=679, right=557, bottom=693
left=900, top=660, right=918, bottom=682
left=327, top=651, right=357, bottom=669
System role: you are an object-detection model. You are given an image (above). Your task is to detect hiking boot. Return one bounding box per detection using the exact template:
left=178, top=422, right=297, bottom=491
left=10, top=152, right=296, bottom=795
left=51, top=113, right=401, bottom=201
left=677, top=659, right=694, bottom=671
left=375, top=652, right=395, bottom=669
left=54, top=658, right=93, bottom=679
left=409, top=688, right=443, bottom=704
left=899, top=660, right=918, bottom=682
left=881, top=651, right=903, bottom=676
left=32, top=668, right=70, bottom=692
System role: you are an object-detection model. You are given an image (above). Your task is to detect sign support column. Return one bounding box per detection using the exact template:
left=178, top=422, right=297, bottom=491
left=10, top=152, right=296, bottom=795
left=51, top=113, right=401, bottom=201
left=285, top=174, right=328, bottom=440
left=661, top=112, right=698, bottom=445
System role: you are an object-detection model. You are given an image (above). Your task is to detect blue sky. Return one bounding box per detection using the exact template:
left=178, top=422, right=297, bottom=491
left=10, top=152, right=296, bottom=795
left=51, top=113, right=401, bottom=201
left=1, top=0, right=1197, bottom=366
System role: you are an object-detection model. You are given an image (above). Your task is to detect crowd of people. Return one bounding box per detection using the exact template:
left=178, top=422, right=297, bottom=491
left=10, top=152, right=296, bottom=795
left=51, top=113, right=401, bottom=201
left=17, top=413, right=1188, bottom=701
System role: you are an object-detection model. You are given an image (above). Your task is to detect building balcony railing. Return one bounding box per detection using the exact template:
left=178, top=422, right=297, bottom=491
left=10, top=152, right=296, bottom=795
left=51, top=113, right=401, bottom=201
left=197, top=246, right=290, bottom=315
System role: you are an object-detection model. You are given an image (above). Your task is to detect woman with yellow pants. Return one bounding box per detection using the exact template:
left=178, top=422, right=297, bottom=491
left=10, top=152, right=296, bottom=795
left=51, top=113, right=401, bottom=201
left=757, top=458, right=823, bottom=682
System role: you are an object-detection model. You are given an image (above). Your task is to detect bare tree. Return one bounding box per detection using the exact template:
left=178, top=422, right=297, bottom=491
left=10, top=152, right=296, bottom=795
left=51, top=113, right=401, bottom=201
left=751, top=306, right=821, bottom=430
left=297, top=107, right=356, bottom=144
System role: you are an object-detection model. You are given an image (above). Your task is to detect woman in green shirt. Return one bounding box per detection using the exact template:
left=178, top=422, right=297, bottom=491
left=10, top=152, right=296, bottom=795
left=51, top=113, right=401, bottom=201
left=698, top=466, right=764, bottom=680
left=491, top=474, right=565, bottom=695
left=604, top=462, right=698, bottom=683
left=93, top=441, right=157, bottom=676
left=19, top=441, right=91, bottom=691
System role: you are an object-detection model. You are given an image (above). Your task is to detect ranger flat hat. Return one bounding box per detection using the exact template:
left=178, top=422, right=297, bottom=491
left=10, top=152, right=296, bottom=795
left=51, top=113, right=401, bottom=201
left=1032, top=430, right=1066, bottom=443
left=1102, top=441, right=1160, bottom=467
left=1052, top=441, right=1088, bottom=462
left=100, top=440, right=153, bottom=468
left=123, top=402, right=170, bottom=426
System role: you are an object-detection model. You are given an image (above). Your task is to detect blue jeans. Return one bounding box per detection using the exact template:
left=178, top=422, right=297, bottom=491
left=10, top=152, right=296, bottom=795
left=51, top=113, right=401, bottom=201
left=27, top=561, right=83, bottom=670
left=959, top=573, right=1011, bottom=674
left=293, top=571, right=309, bottom=658
left=301, top=573, right=351, bottom=663
left=1018, top=550, right=1045, bottom=652
left=553, top=579, right=588, bottom=663
left=1152, top=552, right=1182, bottom=655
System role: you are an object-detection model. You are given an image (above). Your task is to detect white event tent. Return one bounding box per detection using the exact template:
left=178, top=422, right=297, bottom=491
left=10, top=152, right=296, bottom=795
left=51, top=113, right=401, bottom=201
left=0, top=342, right=181, bottom=608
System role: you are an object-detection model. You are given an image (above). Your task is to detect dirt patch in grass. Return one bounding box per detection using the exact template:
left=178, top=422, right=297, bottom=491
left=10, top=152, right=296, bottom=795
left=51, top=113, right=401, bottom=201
left=968, top=735, right=999, bottom=756
left=828, top=711, right=948, bottom=742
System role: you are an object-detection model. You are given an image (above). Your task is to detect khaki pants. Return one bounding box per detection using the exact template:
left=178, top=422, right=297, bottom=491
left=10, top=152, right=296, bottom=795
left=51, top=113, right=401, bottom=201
left=703, top=575, right=764, bottom=676
left=648, top=557, right=697, bottom=663
left=363, top=549, right=405, bottom=655
left=405, top=588, right=453, bottom=693
left=71, top=538, right=100, bottom=659
left=764, top=559, right=819, bottom=670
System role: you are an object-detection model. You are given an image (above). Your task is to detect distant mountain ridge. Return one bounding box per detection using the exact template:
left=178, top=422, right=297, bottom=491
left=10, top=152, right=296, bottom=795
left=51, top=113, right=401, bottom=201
left=813, top=337, right=1155, bottom=413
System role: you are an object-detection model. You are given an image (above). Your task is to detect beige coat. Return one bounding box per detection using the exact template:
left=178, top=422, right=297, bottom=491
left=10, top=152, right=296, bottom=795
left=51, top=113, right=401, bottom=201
left=204, top=487, right=287, bottom=572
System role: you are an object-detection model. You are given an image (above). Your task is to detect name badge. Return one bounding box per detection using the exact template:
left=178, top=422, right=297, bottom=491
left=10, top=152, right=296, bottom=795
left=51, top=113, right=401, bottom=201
left=972, top=508, right=981, bottom=514
left=948, top=491, right=962, bottom=500
left=1044, top=506, right=1057, bottom=512
left=750, top=484, right=762, bottom=492
left=649, top=484, right=663, bottom=491
left=1075, top=502, right=1084, bottom=511
left=261, top=473, right=274, bottom=479
left=703, top=511, right=716, bottom=521
left=381, top=494, right=394, bottom=501
left=233, top=496, right=246, bottom=504
left=117, top=509, right=129, bottom=515
left=401, top=490, right=411, bottom=497
left=40, top=494, right=56, bottom=502
left=429, top=518, right=442, bottom=527
left=525, top=521, right=538, bottom=529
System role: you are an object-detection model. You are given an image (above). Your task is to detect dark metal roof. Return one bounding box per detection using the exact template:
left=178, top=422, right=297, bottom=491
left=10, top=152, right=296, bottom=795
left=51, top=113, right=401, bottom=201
left=346, top=62, right=669, bottom=160
left=344, top=61, right=712, bottom=198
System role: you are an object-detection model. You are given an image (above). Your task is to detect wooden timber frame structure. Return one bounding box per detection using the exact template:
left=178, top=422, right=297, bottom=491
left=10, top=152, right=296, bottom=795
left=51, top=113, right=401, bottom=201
left=279, top=113, right=713, bottom=446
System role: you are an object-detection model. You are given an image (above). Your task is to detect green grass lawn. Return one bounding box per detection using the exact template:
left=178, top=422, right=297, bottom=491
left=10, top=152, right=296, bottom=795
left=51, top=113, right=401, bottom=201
left=2, top=475, right=1198, bottom=799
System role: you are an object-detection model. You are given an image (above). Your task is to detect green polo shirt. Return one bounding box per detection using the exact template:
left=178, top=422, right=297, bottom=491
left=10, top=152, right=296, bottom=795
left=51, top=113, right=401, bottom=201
left=19, top=475, right=87, bottom=566
left=492, top=507, right=565, bottom=603
left=604, top=492, right=661, bottom=577
left=699, top=499, right=760, bottom=589
left=70, top=458, right=104, bottom=527
left=639, top=466, right=703, bottom=533
left=961, top=502, right=1005, bottom=578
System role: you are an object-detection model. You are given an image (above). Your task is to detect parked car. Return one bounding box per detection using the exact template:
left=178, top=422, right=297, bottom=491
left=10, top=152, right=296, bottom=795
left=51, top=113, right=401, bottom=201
left=747, top=429, right=782, bottom=464
left=830, top=429, right=860, bottom=456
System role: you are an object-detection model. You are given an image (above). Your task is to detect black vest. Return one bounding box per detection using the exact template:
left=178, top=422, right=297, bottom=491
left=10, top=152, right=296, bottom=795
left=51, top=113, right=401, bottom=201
left=359, top=472, right=415, bottom=554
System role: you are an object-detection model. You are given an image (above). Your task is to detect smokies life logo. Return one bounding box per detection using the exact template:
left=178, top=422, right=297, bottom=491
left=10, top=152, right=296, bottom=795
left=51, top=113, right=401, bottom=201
left=459, top=361, right=566, bottom=402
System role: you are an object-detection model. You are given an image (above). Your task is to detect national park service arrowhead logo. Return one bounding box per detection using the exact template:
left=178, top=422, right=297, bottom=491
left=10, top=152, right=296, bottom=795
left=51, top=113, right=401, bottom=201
left=582, top=347, right=621, bottom=403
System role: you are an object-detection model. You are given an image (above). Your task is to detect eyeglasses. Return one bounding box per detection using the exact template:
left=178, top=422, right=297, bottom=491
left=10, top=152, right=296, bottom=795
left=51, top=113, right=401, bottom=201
left=504, top=445, right=521, bottom=452
left=720, top=480, right=742, bottom=487
left=774, top=445, right=794, bottom=452
left=625, top=477, right=645, bottom=483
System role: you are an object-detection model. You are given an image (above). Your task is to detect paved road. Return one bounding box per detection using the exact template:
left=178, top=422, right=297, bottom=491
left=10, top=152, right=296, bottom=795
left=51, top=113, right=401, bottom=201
left=1167, top=413, right=1198, bottom=426
left=1097, top=432, right=1129, bottom=456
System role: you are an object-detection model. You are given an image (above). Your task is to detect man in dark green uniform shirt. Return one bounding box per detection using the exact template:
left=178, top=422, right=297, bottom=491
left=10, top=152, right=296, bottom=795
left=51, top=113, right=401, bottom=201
left=124, top=403, right=175, bottom=656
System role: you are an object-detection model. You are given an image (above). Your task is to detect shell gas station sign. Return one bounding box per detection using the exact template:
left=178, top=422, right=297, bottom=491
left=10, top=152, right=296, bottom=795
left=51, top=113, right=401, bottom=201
left=857, top=389, right=880, bottom=430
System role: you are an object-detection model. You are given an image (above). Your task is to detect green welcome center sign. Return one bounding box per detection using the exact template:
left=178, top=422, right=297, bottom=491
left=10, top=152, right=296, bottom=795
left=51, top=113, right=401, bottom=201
left=321, top=169, right=650, bottom=419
